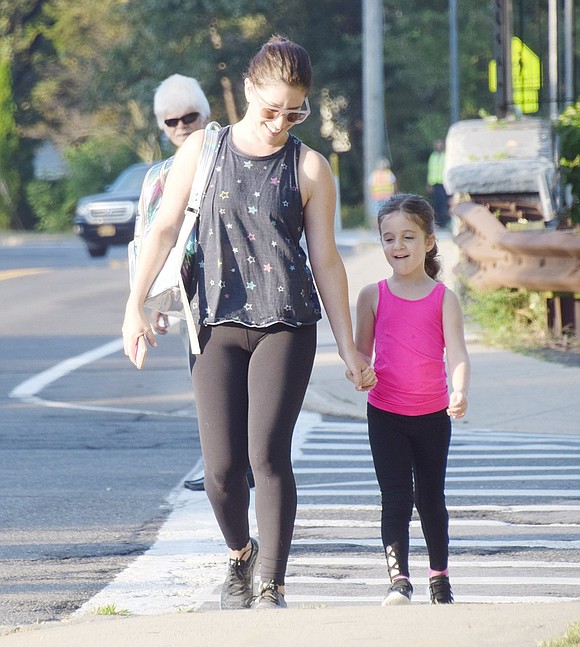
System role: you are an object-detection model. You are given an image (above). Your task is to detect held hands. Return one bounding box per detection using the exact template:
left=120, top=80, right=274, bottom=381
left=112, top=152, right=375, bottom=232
left=447, top=390, right=468, bottom=419
left=344, top=353, right=377, bottom=392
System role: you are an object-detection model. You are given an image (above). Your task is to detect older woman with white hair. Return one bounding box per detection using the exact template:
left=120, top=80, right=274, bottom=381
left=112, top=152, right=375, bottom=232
left=139, top=74, right=211, bottom=336
left=153, top=74, right=211, bottom=148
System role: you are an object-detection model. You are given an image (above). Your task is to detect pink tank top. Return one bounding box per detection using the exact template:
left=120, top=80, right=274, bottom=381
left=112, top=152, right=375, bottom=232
left=368, top=280, right=449, bottom=416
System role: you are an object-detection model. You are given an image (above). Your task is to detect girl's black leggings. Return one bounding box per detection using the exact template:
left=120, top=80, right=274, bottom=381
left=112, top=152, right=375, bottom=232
left=190, top=321, right=317, bottom=584
left=367, top=403, right=452, bottom=576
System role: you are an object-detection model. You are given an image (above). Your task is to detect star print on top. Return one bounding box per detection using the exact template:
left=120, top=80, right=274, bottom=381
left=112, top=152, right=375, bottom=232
left=189, top=126, right=321, bottom=328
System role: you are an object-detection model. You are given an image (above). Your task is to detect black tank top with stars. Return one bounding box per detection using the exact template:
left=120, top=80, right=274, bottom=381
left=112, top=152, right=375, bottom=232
left=190, top=126, right=321, bottom=328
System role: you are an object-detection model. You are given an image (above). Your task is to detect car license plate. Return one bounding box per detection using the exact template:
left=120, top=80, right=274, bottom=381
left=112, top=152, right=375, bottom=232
left=97, top=224, right=116, bottom=237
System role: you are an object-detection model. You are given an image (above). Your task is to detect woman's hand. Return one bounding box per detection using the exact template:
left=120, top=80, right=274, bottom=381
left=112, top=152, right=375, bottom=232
left=343, top=349, right=377, bottom=392
left=122, top=303, right=157, bottom=368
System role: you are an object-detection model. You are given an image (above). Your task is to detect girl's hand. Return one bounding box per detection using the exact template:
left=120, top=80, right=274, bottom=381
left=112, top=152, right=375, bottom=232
left=344, top=355, right=377, bottom=392
left=447, top=390, right=468, bottom=419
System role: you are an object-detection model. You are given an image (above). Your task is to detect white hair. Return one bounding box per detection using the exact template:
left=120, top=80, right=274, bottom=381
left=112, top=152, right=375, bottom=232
left=153, top=74, right=211, bottom=129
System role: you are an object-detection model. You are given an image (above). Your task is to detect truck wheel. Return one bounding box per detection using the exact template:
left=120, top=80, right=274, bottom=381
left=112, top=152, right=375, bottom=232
left=87, top=242, right=108, bottom=257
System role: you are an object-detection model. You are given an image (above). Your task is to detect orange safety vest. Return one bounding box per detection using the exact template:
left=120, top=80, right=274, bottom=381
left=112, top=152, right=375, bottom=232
left=370, top=169, right=396, bottom=201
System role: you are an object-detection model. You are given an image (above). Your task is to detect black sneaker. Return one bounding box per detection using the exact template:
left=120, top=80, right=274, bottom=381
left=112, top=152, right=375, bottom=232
left=185, top=467, right=255, bottom=492
left=428, top=575, right=454, bottom=604
left=253, top=580, right=287, bottom=610
left=219, top=537, right=259, bottom=610
left=183, top=476, right=205, bottom=491
left=382, top=577, right=413, bottom=605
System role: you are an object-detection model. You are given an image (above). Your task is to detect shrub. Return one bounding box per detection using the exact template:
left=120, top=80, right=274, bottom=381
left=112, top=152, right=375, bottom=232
left=556, top=101, right=580, bottom=225
left=463, top=285, right=548, bottom=348
left=26, top=179, right=73, bottom=231
left=27, top=135, right=140, bottom=232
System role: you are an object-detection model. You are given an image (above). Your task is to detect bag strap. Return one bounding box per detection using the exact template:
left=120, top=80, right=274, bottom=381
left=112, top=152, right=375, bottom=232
left=177, top=121, right=221, bottom=355
left=186, top=120, right=221, bottom=215
left=172, top=121, right=221, bottom=252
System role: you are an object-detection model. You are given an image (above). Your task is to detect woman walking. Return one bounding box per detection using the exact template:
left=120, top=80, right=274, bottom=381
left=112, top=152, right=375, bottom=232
left=123, top=36, right=375, bottom=610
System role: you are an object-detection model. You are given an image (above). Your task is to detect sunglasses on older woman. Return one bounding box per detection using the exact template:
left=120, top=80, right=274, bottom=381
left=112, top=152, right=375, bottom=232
left=252, top=85, right=311, bottom=124
left=164, top=112, right=200, bottom=128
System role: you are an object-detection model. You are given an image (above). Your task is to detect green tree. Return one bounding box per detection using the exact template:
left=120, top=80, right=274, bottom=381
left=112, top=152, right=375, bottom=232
left=0, top=43, right=21, bottom=229
left=557, top=101, right=580, bottom=225
left=7, top=1, right=527, bottom=230
left=0, top=0, right=49, bottom=229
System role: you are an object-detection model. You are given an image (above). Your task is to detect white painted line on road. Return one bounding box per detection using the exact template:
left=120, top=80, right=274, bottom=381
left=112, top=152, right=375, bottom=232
left=291, top=557, right=580, bottom=569
left=284, top=594, right=577, bottom=604
left=302, top=453, right=580, bottom=461
left=9, top=339, right=123, bottom=401
left=303, top=442, right=580, bottom=452
left=178, top=592, right=579, bottom=605
left=294, top=518, right=580, bottom=529
left=298, top=475, right=580, bottom=489
left=8, top=338, right=194, bottom=418
left=297, top=503, right=580, bottom=513
left=297, top=488, right=580, bottom=498
left=292, top=537, right=580, bottom=549
left=284, top=575, right=580, bottom=586
left=294, top=465, right=580, bottom=474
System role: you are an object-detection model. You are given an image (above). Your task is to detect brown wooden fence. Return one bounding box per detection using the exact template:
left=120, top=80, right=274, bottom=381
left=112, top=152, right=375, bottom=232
left=452, top=201, right=580, bottom=334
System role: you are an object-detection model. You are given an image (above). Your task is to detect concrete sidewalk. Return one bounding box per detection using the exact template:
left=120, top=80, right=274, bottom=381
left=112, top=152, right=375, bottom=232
left=1, top=229, right=579, bottom=646
left=0, top=602, right=578, bottom=647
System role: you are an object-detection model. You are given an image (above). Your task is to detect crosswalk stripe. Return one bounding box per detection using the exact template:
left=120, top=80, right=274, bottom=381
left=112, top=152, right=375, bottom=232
left=296, top=488, right=580, bottom=497
left=74, top=413, right=580, bottom=615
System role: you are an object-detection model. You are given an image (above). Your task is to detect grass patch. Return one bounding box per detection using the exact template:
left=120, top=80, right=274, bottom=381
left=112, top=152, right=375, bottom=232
left=462, top=285, right=550, bottom=350
left=94, top=604, right=131, bottom=617
left=540, top=622, right=580, bottom=647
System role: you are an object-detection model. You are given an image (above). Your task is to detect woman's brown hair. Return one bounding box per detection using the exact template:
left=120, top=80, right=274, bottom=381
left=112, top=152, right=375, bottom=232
left=246, top=36, right=312, bottom=91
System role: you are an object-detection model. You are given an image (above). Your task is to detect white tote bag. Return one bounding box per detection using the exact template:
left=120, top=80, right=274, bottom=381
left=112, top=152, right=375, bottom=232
left=129, top=121, right=221, bottom=354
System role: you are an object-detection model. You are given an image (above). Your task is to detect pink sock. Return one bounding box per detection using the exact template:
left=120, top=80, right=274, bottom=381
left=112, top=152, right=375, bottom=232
left=429, top=568, right=449, bottom=578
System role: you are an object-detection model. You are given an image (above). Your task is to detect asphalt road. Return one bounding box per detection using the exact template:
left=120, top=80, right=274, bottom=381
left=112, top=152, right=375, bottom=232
left=0, top=237, right=200, bottom=625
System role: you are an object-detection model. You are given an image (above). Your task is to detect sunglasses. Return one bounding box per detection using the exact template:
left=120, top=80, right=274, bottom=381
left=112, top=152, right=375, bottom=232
left=252, top=85, right=310, bottom=124
left=164, top=112, right=200, bottom=128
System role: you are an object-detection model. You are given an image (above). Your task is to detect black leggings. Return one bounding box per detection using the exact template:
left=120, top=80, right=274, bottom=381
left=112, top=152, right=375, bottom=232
left=367, top=403, right=451, bottom=576
left=190, top=322, right=317, bottom=584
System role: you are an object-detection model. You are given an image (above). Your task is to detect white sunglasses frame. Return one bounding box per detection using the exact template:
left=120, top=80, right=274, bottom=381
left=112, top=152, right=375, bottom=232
left=251, top=84, right=311, bottom=124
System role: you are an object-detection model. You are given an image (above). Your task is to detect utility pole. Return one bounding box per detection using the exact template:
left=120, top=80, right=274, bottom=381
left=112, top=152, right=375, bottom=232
left=494, top=0, right=513, bottom=118
left=449, top=0, right=459, bottom=124
left=362, top=0, right=386, bottom=226
left=563, top=0, right=574, bottom=107
left=548, top=0, right=559, bottom=121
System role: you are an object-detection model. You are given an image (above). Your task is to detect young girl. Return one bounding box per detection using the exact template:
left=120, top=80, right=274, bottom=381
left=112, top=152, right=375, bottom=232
left=352, top=193, right=470, bottom=605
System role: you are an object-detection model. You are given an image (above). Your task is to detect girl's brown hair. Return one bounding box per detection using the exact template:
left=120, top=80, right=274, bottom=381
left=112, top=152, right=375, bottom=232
left=246, top=36, right=312, bottom=91
left=377, top=193, right=442, bottom=281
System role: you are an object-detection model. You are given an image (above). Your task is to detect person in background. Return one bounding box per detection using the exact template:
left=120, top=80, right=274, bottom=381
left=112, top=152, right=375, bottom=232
left=369, top=157, right=397, bottom=217
left=145, top=74, right=211, bottom=336
left=426, top=139, right=450, bottom=228
left=137, top=75, right=245, bottom=493
left=123, top=36, right=376, bottom=611
left=349, top=193, right=470, bottom=606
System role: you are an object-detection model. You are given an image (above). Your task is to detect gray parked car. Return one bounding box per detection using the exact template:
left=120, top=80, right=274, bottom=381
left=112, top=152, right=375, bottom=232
left=74, top=162, right=152, bottom=257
